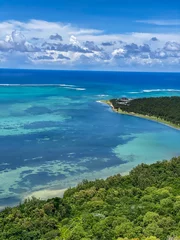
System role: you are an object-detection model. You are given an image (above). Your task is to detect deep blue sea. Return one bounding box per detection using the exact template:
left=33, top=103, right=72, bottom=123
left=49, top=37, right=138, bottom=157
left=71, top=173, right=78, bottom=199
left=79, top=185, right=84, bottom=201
left=0, top=69, right=180, bottom=208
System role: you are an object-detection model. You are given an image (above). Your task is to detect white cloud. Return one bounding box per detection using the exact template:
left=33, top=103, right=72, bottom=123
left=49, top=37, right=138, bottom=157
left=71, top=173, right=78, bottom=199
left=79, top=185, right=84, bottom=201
left=136, top=19, right=180, bottom=26
left=69, top=29, right=103, bottom=35
left=112, top=48, right=125, bottom=56
left=164, top=42, right=180, bottom=51
left=0, top=19, right=179, bottom=71
left=69, top=35, right=80, bottom=45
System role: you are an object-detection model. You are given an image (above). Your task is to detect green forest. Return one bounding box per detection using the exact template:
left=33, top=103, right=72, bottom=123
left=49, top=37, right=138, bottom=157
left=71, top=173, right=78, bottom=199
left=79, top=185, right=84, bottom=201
left=110, top=97, right=180, bottom=126
left=0, top=157, right=180, bottom=240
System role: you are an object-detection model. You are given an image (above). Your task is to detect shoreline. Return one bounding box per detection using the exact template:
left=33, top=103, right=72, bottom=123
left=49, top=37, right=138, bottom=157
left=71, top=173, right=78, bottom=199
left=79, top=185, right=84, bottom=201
left=101, top=100, right=180, bottom=131
left=22, top=188, right=67, bottom=201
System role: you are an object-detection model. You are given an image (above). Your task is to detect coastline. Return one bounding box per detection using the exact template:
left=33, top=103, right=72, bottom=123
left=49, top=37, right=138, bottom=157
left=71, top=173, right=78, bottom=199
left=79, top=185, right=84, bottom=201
left=23, top=188, right=67, bottom=201
left=101, top=100, right=180, bottom=131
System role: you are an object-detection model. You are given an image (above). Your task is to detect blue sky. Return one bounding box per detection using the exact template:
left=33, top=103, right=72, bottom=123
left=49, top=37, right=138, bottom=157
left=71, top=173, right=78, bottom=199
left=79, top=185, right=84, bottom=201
left=0, top=0, right=179, bottom=71
left=1, top=0, right=180, bottom=33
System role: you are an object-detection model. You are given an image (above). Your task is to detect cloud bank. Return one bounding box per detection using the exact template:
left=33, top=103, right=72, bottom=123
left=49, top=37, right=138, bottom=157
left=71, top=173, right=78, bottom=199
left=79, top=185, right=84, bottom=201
left=0, top=19, right=179, bottom=71
left=136, top=20, right=180, bottom=26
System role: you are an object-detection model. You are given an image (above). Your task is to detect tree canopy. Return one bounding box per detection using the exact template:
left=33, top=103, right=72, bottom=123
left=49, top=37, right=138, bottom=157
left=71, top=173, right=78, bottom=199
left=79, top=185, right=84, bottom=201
left=110, top=97, right=180, bottom=126
left=0, top=157, right=180, bottom=240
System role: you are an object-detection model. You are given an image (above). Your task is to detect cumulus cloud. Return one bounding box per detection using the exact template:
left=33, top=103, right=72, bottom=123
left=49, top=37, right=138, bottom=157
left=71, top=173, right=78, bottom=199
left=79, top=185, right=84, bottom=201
left=49, top=33, right=63, bottom=41
left=0, top=19, right=179, bottom=71
left=69, top=35, right=80, bottom=45
left=31, top=37, right=40, bottom=41
left=112, top=48, right=126, bottom=57
left=112, top=43, right=151, bottom=60
left=124, top=43, right=151, bottom=54
left=58, top=54, right=70, bottom=60
left=83, top=41, right=103, bottom=51
left=42, top=42, right=92, bottom=53
left=36, top=55, right=54, bottom=60
left=101, top=41, right=116, bottom=46
left=164, top=42, right=180, bottom=51
left=151, top=37, right=159, bottom=41
left=0, top=30, right=40, bottom=52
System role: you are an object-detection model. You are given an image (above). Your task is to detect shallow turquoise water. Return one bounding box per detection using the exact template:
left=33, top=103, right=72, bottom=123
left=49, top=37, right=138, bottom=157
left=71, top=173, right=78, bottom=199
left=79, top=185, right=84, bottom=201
left=0, top=70, right=180, bottom=208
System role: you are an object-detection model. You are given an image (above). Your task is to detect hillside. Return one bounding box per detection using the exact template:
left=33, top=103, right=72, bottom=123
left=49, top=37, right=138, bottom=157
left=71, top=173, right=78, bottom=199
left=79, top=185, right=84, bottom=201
left=0, top=157, right=180, bottom=240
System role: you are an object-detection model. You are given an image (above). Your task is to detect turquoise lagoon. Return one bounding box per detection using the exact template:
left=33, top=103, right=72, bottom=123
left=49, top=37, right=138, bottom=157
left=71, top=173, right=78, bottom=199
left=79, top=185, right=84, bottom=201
left=0, top=70, right=180, bottom=208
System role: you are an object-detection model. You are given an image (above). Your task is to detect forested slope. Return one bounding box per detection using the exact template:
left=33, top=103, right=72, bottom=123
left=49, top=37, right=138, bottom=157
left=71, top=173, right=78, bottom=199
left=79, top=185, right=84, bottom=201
left=110, top=97, right=180, bottom=126
left=0, top=157, right=180, bottom=240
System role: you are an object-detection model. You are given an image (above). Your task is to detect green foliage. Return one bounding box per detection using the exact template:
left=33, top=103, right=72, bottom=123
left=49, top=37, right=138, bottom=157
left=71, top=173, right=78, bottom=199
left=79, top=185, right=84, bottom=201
left=0, top=157, right=180, bottom=239
left=110, top=97, right=180, bottom=125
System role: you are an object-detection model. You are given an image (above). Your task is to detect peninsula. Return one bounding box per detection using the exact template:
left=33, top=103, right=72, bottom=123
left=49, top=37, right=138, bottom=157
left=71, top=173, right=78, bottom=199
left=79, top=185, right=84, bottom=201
left=103, top=96, right=180, bottom=130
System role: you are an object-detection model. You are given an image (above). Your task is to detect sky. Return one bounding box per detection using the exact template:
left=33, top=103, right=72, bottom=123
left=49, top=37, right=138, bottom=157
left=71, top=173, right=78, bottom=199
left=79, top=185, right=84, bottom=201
left=0, top=0, right=179, bottom=71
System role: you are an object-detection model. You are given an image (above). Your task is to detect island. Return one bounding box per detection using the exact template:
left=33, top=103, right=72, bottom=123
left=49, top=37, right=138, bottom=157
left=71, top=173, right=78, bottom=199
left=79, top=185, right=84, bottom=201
left=102, top=96, right=180, bottom=130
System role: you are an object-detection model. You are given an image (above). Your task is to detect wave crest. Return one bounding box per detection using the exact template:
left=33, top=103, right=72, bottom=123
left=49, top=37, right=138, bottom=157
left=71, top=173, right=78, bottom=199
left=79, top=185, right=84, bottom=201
left=129, top=89, right=180, bottom=94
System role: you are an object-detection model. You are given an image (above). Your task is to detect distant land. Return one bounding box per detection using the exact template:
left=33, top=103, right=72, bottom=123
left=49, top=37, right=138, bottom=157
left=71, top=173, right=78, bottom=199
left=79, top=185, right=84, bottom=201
left=103, top=96, right=180, bottom=130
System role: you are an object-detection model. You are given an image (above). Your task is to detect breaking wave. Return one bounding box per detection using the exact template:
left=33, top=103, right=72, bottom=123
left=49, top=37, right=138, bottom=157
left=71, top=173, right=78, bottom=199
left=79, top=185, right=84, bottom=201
left=143, top=89, right=180, bottom=93
left=63, top=87, right=86, bottom=91
left=96, top=94, right=109, bottom=97
left=128, top=89, right=180, bottom=94
left=59, top=84, right=76, bottom=87
left=0, top=83, right=86, bottom=90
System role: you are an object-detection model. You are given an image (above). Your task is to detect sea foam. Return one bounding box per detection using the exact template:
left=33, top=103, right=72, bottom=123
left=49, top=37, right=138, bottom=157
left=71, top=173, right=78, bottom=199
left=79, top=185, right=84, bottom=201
left=0, top=83, right=86, bottom=91
left=63, top=86, right=86, bottom=91
left=96, top=94, right=109, bottom=97
left=143, top=89, right=180, bottom=93
left=128, top=89, right=180, bottom=94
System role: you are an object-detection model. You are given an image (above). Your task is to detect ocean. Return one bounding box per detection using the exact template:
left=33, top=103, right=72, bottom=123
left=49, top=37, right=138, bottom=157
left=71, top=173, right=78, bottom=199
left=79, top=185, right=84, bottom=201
left=0, top=69, right=180, bottom=208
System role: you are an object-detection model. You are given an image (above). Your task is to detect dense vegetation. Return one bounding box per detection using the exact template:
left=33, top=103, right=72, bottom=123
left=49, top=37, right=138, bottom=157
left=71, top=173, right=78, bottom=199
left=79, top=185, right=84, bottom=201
left=0, top=157, right=180, bottom=240
left=110, top=97, right=180, bottom=126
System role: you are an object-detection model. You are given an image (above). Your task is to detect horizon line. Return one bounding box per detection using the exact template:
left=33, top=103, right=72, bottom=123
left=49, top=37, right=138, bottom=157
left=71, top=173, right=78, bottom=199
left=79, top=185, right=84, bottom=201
left=0, top=68, right=180, bottom=74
